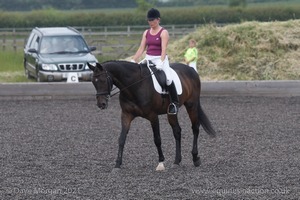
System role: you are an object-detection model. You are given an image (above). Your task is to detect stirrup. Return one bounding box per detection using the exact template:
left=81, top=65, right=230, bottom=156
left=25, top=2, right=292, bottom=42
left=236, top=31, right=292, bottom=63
left=168, top=103, right=178, bottom=115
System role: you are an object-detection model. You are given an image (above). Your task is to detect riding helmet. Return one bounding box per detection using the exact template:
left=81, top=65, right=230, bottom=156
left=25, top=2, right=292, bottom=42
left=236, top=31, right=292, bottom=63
left=147, top=8, right=160, bottom=19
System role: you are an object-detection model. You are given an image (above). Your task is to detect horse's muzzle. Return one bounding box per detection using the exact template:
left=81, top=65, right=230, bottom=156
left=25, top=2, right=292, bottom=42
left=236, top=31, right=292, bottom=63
left=97, top=102, right=107, bottom=110
left=96, top=97, right=108, bottom=109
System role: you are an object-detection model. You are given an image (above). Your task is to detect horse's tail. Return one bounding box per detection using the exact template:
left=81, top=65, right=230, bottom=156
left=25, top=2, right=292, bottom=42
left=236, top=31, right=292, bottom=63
left=198, top=103, right=216, bottom=137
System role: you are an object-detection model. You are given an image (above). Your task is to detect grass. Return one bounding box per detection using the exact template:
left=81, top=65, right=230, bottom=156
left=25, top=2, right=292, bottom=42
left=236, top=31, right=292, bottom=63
left=168, top=20, right=300, bottom=80
left=0, top=50, right=31, bottom=82
left=247, top=0, right=300, bottom=7
left=0, top=71, right=31, bottom=82
left=0, top=50, right=23, bottom=72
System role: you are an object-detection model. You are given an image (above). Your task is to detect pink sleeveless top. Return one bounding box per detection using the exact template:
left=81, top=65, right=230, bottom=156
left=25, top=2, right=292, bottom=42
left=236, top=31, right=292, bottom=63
left=146, top=28, right=164, bottom=56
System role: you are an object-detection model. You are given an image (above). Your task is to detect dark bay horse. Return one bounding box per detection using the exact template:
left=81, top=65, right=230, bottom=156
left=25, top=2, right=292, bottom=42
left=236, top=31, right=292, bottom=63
left=87, top=61, right=216, bottom=170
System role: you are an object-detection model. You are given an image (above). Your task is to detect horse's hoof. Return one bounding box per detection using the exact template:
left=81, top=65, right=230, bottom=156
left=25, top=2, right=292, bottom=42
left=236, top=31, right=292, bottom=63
left=156, top=162, right=165, bottom=171
left=172, top=163, right=181, bottom=169
left=111, top=167, right=121, bottom=174
left=193, top=158, right=201, bottom=167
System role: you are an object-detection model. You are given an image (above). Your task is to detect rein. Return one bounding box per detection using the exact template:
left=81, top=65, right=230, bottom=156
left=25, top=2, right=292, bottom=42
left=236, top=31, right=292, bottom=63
left=94, top=63, right=159, bottom=98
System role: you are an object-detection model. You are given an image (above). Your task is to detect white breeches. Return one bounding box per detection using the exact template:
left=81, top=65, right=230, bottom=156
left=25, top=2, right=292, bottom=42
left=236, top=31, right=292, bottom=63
left=189, top=62, right=197, bottom=72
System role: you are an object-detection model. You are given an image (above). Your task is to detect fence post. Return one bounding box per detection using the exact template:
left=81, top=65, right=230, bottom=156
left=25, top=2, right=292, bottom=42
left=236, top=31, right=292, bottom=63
left=2, top=34, right=5, bottom=51
left=172, top=25, right=175, bottom=37
left=13, top=39, right=17, bottom=53
left=127, top=26, right=130, bottom=37
left=12, top=28, right=17, bottom=52
left=104, top=26, right=107, bottom=38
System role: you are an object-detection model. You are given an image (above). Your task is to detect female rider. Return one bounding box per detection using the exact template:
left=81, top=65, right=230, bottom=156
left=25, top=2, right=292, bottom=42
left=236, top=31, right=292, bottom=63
left=131, top=8, right=179, bottom=115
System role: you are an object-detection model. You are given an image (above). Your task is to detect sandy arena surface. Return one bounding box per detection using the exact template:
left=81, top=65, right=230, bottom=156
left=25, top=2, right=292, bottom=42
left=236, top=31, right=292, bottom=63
left=0, top=96, right=299, bottom=199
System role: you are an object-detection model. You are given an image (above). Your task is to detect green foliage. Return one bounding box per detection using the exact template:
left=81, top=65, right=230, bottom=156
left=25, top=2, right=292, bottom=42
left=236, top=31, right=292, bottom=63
left=1, top=4, right=300, bottom=28
left=0, top=0, right=296, bottom=11
left=135, top=0, right=154, bottom=12
left=0, top=50, right=30, bottom=82
left=228, top=0, right=247, bottom=7
left=0, top=50, right=23, bottom=72
left=0, top=71, right=31, bottom=82
left=0, top=0, right=138, bottom=11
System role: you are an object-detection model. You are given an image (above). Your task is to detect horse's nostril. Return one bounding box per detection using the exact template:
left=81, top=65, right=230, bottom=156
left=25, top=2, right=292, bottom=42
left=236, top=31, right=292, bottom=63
left=97, top=102, right=107, bottom=109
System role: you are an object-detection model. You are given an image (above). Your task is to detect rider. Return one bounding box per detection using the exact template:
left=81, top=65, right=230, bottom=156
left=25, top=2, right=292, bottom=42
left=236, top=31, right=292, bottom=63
left=131, top=8, right=179, bottom=115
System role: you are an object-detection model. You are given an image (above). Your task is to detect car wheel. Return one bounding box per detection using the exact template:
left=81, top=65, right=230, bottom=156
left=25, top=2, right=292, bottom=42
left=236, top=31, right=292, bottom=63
left=36, top=70, right=42, bottom=82
left=24, top=61, right=33, bottom=79
left=24, top=67, right=32, bottom=79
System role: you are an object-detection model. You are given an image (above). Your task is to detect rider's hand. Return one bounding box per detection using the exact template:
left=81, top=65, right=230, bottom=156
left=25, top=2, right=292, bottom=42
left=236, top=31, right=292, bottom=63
left=156, top=59, right=164, bottom=69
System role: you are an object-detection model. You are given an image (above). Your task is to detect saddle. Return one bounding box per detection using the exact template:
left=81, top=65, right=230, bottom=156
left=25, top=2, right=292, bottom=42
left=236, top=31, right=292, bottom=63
left=147, top=61, right=167, bottom=90
left=140, top=60, right=182, bottom=95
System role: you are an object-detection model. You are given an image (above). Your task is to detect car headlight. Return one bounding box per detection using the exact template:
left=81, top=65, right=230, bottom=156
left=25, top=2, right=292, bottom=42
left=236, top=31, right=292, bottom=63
left=85, top=62, right=96, bottom=70
left=41, top=64, right=58, bottom=71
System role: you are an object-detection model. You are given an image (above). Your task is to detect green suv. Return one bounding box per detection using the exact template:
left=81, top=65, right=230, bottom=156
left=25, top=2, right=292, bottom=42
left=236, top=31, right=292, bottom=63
left=24, top=27, right=97, bottom=82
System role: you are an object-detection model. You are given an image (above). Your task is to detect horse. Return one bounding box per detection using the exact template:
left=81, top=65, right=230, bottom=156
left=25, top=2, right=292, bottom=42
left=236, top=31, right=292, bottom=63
left=87, top=61, right=216, bottom=171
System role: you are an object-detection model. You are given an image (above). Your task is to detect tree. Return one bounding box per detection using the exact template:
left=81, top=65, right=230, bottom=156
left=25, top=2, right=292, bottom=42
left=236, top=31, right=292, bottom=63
left=135, top=0, right=155, bottom=12
left=228, top=0, right=247, bottom=7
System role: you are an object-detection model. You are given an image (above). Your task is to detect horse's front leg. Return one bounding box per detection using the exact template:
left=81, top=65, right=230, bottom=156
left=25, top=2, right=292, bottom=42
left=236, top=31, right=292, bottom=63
left=150, top=116, right=165, bottom=170
left=168, top=115, right=182, bottom=165
left=115, top=112, right=134, bottom=169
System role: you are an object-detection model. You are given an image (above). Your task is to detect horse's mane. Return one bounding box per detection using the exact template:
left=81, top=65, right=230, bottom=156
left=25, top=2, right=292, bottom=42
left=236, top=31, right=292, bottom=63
left=101, top=60, right=142, bottom=76
left=101, top=60, right=140, bottom=69
left=101, top=60, right=134, bottom=65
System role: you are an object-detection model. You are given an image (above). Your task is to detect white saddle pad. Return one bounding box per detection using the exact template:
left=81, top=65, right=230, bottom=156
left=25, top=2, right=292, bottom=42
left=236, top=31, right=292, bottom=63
left=146, top=64, right=182, bottom=95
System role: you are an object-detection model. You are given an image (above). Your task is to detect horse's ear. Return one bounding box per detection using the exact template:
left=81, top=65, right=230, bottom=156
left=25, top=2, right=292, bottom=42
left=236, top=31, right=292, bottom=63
left=87, top=62, right=96, bottom=71
left=95, top=62, right=103, bottom=70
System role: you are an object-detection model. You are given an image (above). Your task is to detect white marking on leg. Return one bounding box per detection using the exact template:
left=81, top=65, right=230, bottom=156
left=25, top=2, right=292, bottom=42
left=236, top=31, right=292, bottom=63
left=156, top=162, right=165, bottom=171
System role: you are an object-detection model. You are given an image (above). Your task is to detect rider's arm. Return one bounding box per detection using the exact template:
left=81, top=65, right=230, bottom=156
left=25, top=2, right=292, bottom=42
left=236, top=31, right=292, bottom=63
left=132, top=30, right=147, bottom=62
left=160, top=29, right=169, bottom=62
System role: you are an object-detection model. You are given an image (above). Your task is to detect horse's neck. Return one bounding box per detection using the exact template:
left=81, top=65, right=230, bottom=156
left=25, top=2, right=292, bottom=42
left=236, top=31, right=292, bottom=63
left=106, top=62, right=146, bottom=97
left=106, top=62, right=134, bottom=88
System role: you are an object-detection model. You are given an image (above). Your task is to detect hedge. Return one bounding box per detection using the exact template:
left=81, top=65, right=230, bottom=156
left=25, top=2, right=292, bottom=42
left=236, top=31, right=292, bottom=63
left=0, top=5, right=300, bottom=28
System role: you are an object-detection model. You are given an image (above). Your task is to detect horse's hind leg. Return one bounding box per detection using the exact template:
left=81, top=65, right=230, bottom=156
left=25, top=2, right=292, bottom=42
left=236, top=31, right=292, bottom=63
left=185, top=101, right=201, bottom=167
left=167, top=115, right=182, bottom=165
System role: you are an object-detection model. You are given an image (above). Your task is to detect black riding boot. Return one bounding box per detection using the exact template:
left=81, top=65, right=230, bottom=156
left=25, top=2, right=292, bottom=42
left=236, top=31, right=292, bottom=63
left=167, top=82, right=179, bottom=115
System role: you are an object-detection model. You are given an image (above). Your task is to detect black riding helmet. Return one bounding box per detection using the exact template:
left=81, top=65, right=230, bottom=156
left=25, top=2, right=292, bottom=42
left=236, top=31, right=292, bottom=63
left=147, top=8, right=160, bottom=20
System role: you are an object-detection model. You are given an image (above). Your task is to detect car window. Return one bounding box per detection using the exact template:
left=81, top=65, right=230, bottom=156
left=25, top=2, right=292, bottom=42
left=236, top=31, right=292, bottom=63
left=25, top=32, right=35, bottom=48
left=40, top=37, right=54, bottom=54
left=40, top=35, right=89, bottom=54
left=29, top=34, right=40, bottom=50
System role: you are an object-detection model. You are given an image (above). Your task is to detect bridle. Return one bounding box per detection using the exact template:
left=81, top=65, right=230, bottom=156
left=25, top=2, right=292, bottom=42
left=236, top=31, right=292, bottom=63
left=93, top=63, right=160, bottom=99
left=93, top=70, right=113, bottom=100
